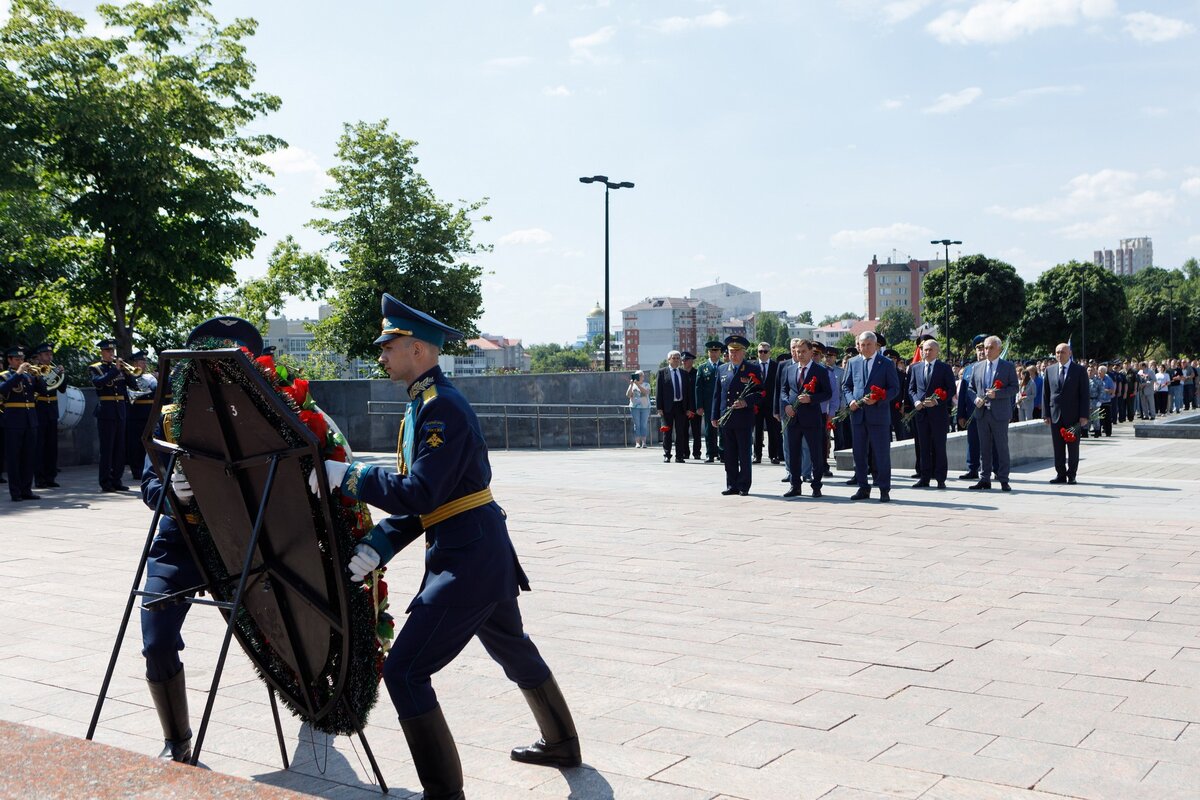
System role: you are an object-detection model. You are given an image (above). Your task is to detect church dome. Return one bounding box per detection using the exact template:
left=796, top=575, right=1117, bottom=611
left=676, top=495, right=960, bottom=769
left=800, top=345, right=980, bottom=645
left=587, top=302, right=604, bottom=317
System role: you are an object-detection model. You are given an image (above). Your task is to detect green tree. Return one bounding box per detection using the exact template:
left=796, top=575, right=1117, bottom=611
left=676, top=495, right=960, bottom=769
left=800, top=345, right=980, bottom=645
left=224, top=236, right=332, bottom=330
left=527, top=343, right=591, bottom=373
left=877, top=307, right=916, bottom=349
left=835, top=332, right=856, bottom=351
left=754, top=313, right=790, bottom=350
left=1123, top=267, right=1194, bottom=359
left=818, top=311, right=863, bottom=327
left=792, top=310, right=814, bottom=325
left=308, top=121, right=489, bottom=361
left=1016, top=260, right=1128, bottom=360
left=921, top=254, right=1026, bottom=360
left=1, top=0, right=283, bottom=355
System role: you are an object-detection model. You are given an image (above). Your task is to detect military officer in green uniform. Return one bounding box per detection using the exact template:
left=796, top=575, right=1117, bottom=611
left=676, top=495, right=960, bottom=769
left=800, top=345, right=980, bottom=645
left=694, top=340, right=725, bottom=463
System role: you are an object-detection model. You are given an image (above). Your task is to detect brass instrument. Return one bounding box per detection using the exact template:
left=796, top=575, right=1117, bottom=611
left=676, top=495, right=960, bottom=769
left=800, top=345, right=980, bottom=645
left=115, top=358, right=144, bottom=378
left=22, top=363, right=67, bottom=389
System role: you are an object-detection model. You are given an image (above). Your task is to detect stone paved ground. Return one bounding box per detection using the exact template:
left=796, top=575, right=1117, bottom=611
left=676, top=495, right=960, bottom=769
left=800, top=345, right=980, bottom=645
left=1, top=420, right=1198, bottom=799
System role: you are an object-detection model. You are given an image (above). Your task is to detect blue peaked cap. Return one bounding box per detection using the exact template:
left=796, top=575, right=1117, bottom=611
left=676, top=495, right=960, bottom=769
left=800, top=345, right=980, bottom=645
left=187, top=316, right=263, bottom=357
left=375, top=293, right=464, bottom=347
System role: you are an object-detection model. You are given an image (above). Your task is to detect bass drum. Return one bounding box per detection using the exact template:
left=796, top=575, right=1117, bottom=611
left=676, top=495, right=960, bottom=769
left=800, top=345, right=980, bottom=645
left=58, top=386, right=86, bottom=430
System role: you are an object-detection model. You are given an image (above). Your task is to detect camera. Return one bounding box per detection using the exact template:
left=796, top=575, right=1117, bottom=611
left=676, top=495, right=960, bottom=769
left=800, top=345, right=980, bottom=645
left=630, top=373, right=638, bottom=381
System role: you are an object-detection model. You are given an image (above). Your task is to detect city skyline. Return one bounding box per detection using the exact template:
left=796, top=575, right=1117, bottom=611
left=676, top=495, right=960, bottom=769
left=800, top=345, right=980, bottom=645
left=35, top=1, right=1200, bottom=346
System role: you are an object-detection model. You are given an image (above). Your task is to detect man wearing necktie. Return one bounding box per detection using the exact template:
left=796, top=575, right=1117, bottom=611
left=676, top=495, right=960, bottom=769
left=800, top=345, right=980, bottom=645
left=778, top=338, right=833, bottom=498
left=1043, top=342, right=1090, bottom=484
left=969, top=335, right=1019, bottom=491
left=908, top=339, right=957, bottom=488
left=841, top=331, right=900, bottom=502
left=656, top=350, right=693, bottom=463
left=752, top=342, right=782, bottom=464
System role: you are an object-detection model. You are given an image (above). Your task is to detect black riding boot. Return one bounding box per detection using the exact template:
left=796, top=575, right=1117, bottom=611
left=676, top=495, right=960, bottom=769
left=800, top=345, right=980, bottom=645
left=400, top=705, right=465, bottom=800
left=510, top=674, right=581, bottom=767
left=147, top=667, right=192, bottom=763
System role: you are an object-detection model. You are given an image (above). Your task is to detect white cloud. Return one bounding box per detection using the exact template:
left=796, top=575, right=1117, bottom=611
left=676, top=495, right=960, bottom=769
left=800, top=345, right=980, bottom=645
left=485, top=56, right=534, bottom=69
left=542, top=85, right=572, bottom=97
left=570, top=25, right=616, bottom=62
left=927, top=0, right=1116, bottom=45
left=881, top=97, right=905, bottom=110
left=923, top=87, right=982, bottom=114
left=1124, top=12, right=1194, bottom=43
left=830, top=223, right=934, bottom=248
left=987, top=168, right=1176, bottom=240
left=837, top=0, right=936, bottom=24
left=1182, top=177, right=1200, bottom=196
left=881, top=0, right=937, bottom=23
left=1189, top=234, right=1200, bottom=247
left=497, top=228, right=554, bottom=246
left=532, top=3, right=546, bottom=15
left=993, top=84, right=1083, bottom=105
left=261, top=147, right=322, bottom=175
left=1141, top=106, right=1169, bottom=117
left=652, top=10, right=737, bottom=34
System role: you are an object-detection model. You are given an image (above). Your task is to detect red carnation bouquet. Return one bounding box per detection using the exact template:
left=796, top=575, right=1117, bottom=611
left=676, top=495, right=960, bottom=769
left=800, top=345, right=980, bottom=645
left=716, top=371, right=763, bottom=427
left=782, top=374, right=820, bottom=431
left=901, top=386, right=948, bottom=427
left=1059, top=407, right=1103, bottom=443
left=969, top=378, right=1005, bottom=425
left=833, top=384, right=886, bottom=424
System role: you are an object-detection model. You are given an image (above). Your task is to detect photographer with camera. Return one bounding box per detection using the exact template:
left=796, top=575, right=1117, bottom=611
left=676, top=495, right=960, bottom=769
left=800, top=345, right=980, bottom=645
left=626, top=370, right=651, bottom=448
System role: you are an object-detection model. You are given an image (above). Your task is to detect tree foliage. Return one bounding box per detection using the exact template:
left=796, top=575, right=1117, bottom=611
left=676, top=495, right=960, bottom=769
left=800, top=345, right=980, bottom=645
left=224, top=236, right=332, bottom=331
left=527, top=343, right=591, bottom=373
left=1122, top=266, right=1195, bottom=359
left=818, top=311, right=862, bottom=327
left=1016, top=260, right=1128, bottom=360
left=877, top=307, right=916, bottom=349
left=0, top=0, right=283, bottom=355
left=308, top=121, right=490, bottom=361
left=753, top=313, right=790, bottom=350
left=921, top=254, right=1026, bottom=360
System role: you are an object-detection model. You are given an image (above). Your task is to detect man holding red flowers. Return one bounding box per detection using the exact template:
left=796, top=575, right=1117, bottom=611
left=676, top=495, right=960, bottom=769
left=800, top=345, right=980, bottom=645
left=908, top=338, right=957, bottom=489
left=841, top=331, right=900, bottom=502
left=1043, top=342, right=1090, bottom=485
left=712, top=335, right=765, bottom=496
left=968, top=335, right=1019, bottom=492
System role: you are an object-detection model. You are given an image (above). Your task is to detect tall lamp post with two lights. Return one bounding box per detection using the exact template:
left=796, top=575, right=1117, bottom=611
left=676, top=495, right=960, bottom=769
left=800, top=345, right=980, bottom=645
left=931, top=239, right=961, bottom=359
left=579, top=175, right=634, bottom=371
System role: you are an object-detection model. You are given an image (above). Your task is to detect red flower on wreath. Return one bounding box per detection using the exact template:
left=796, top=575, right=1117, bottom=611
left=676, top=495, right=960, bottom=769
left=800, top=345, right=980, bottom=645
left=299, top=409, right=329, bottom=446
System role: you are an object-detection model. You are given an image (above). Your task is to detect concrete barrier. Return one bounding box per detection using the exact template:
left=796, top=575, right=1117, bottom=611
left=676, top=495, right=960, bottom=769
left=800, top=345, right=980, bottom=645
left=834, top=419, right=1055, bottom=471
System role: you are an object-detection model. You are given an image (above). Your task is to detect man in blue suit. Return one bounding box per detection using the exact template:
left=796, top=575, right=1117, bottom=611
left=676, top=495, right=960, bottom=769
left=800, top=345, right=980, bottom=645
left=313, top=294, right=580, bottom=800
left=956, top=335, right=986, bottom=480
left=779, top=338, right=832, bottom=498
left=713, top=335, right=764, bottom=495
left=908, top=338, right=957, bottom=489
left=841, top=331, right=900, bottom=502
left=968, top=335, right=1019, bottom=491
left=1043, top=342, right=1090, bottom=484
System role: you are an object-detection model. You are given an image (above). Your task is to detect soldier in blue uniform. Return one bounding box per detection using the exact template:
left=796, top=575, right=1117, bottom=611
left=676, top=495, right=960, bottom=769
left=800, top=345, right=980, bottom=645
left=1, top=345, right=44, bottom=501
left=90, top=340, right=132, bottom=492
left=124, top=350, right=157, bottom=482
left=311, top=294, right=580, bottom=800
left=31, top=343, right=65, bottom=489
left=712, top=335, right=764, bottom=496
left=138, top=317, right=264, bottom=763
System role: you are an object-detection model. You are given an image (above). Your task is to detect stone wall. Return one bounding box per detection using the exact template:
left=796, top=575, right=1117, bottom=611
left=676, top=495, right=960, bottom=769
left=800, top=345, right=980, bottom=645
left=833, top=419, right=1054, bottom=471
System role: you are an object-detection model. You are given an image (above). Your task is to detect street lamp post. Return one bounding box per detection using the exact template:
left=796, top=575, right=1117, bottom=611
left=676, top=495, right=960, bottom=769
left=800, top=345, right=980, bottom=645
left=931, top=239, right=961, bottom=360
left=1080, top=273, right=1086, bottom=362
left=579, top=175, right=634, bottom=371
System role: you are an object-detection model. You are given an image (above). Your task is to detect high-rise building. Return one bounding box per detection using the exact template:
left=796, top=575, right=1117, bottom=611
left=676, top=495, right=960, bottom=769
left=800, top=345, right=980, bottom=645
left=689, top=282, right=761, bottom=320
left=863, top=255, right=943, bottom=325
left=621, top=297, right=723, bottom=372
left=1093, top=237, right=1152, bottom=276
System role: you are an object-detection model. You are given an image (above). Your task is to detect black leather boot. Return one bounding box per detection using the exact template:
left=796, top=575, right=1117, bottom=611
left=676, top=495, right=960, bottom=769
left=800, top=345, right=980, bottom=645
left=510, top=674, right=581, bottom=767
left=147, top=667, right=192, bottom=763
left=400, top=705, right=465, bottom=800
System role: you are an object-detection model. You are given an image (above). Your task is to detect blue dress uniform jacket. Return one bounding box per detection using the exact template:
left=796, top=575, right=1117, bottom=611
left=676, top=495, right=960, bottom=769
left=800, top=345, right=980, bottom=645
left=33, top=370, right=64, bottom=485
left=340, top=366, right=529, bottom=611
left=1, top=369, right=42, bottom=500
left=90, top=362, right=131, bottom=419
left=711, top=360, right=765, bottom=492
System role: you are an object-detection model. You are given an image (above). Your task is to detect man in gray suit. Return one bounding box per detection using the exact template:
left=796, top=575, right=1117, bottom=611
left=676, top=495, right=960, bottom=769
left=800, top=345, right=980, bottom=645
left=968, top=335, right=1018, bottom=492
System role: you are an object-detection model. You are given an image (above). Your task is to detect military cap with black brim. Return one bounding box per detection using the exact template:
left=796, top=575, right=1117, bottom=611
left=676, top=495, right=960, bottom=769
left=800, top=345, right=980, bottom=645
left=187, top=316, right=264, bottom=357
left=376, top=293, right=464, bottom=347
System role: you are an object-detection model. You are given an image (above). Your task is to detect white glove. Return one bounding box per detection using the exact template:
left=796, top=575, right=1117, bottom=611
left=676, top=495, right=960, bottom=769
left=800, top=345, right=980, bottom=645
left=170, top=471, right=193, bottom=501
left=308, top=459, right=350, bottom=497
left=348, top=544, right=381, bottom=582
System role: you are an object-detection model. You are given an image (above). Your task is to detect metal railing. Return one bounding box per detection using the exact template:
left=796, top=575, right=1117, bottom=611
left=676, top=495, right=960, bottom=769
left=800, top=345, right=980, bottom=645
left=367, top=401, right=649, bottom=450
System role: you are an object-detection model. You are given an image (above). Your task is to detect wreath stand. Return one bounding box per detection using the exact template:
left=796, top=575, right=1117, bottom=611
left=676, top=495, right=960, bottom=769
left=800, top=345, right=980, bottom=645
left=85, top=348, right=388, bottom=793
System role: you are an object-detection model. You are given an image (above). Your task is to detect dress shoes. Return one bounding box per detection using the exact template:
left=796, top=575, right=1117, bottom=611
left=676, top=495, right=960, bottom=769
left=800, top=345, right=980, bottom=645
left=46, top=481, right=60, bottom=487
left=810, top=486, right=822, bottom=498
left=850, top=488, right=871, bottom=501
left=704, top=456, right=715, bottom=463
left=843, top=478, right=858, bottom=485
left=936, top=480, right=946, bottom=489
left=912, top=479, right=930, bottom=488
left=675, top=457, right=687, bottom=463
left=878, top=490, right=890, bottom=503
left=35, top=482, right=49, bottom=489
left=721, top=488, right=738, bottom=496
left=959, top=471, right=979, bottom=480
left=781, top=475, right=791, bottom=483
left=738, top=490, right=748, bottom=496
left=21, top=493, right=42, bottom=500
left=783, top=487, right=803, bottom=498
left=770, top=458, right=781, bottom=465
left=1000, top=482, right=1012, bottom=492
left=909, top=472, right=921, bottom=479
left=823, top=468, right=833, bottom=477
left=968, top=480, right=992, bottom=490
left=663, top=454, right=671, bottom=463
left=115, top=484, right=131, bottom=491
left=1048, top=476, right=1067, bottom=484
left=1067, top=478, right=1077, bottom=485
left=10, top=496, right=22, bottom=502
left=753, top=457, right=762, bottom=464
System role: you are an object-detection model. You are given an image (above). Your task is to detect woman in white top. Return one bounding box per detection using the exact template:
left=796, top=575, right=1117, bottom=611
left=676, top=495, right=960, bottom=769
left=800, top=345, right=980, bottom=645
left=1154, top=365, right=1170, bottom=417
left=626, top=371, right=651, bottom=447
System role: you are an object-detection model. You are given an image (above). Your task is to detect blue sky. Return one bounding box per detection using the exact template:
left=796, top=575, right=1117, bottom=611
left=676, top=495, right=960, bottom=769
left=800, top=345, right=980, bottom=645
left=38, top=1, right=1200, bottom=345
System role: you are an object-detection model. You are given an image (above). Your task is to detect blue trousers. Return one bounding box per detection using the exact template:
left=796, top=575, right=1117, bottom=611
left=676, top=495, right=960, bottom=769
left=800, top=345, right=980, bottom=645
left=785, top=423, right=823, bottom=488
left=97, top=416, right=126, bottom=489
left=140, top=534, right=204, bottom=682
left=720, top=421, right=754, bottom=492
left=384, top=599, right=550, bottom=720
left=851, top=421, right=892, bottom=490
left=4, top=426, right=35, bottom=500
left=964, top=417, right=979, bottom=472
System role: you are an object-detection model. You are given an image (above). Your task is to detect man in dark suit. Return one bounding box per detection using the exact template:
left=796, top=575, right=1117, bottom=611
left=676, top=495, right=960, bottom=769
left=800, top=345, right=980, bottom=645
left=969, top=335, right=1019, bottom=491
left=1043, top=342, right=1090, bottom=484
left=908, top=339, right=957, bottom=488
left=751, top=342, right=782, bottom=464
left=841, top=332, right=900, bottom=502
left=713, top=336, right=764, bottom=495
left=956, top=335, right=986, bottom=480
left=681, top=351, right=702, bottom=460
left=779, top=339, right=832, bottom=498
left=656, top=350, right=693, bottom=463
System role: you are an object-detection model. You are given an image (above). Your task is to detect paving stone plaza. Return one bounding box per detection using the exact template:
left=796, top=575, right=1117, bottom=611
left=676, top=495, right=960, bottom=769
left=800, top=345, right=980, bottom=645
left=1, top=422, right=1198, bottom=799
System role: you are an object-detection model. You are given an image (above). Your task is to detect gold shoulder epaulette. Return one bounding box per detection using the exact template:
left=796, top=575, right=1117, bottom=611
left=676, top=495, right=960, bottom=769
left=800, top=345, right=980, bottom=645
left=421, top=385, right=439, bottom=404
